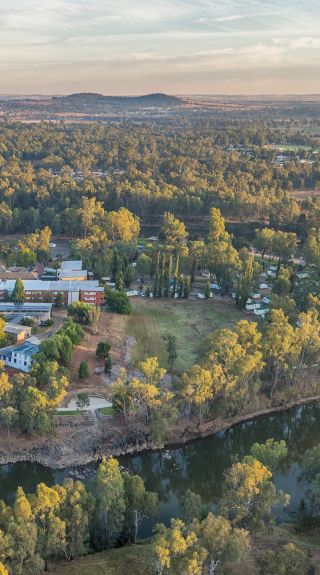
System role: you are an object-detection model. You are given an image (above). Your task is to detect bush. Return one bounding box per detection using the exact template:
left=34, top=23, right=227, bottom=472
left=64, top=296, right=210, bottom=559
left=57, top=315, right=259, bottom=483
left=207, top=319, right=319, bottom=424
left=105, top=289, right=131, bottom=315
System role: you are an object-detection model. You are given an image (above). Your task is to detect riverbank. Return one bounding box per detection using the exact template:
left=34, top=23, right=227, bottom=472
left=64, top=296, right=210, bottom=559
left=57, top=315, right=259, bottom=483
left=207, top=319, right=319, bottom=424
left=0, top=393, right=319, bottom=469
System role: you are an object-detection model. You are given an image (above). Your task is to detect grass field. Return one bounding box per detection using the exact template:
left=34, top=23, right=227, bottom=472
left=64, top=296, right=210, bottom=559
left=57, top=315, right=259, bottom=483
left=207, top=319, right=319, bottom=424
left=49, top=526, right=320, bottom=575
left=55, top=410, right=81, bottom=416
left=99, top=406, right=114, bottom=416
left=49, top=542, right=154, bottom=575
left=127, top=297, right=247, bottom=373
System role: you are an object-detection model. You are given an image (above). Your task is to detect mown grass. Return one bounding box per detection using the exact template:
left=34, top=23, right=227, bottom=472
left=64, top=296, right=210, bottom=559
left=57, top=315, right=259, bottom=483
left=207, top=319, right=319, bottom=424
left=49, top=541, right=154, bottom=575
left=99, top=406, right=114, bottom=416
left=55, top=410, right=81, bottom=416
left=127, top=298, right=247, bottom=373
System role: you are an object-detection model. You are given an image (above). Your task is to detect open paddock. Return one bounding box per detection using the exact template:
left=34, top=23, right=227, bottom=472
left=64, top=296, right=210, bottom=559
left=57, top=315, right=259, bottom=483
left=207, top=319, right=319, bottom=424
left=127, top=297, right=248, bottom=373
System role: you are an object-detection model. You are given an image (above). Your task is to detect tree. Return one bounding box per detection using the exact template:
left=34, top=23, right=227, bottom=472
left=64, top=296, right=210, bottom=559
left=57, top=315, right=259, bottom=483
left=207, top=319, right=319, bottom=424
left=104, top=355, right=112, bottom=375
left=236, top=254, right=254, bottom=308
left=163, top=334, right=177, bottom=372
left=76, top=392, right=90, bottom=411
left=263, top=309, right=295, bottom=397
left=12, top=278, right=25, bottom=303
left=258, top=543, right=310, bottom=575
left=136, top=253, right=152, bottom=278
left=68, top=301, right=93, bottom=324
left=78, top=362, right=89, bottom=382
left=180, top=364, right=225, bottom=422
left=250, top=439, right=288, bottom=471
left=0, top=406, right=18, bottom=449
left=106, top=207, right=140, bottom=242
left=94, top=457, right=126, bottom=548
left=115, top=270, right=124, bottom=291
left=221, top=456, right=288, bottom=529
left=96, top=341, right=111, bottom=359
left=160, top=212, right=188, bottom=254
left=90, top=306, right=101, bottom=335
left=60, top=478, right=94, bottom=560
left=208, top=208, right=230, bottom=243
left=138, top=356, right=166, bottom=386
left=78, top=196, right=104, bottom=238
left=193, top=513, right=249, bottom=575
left=105, top=289, right=131, bottom=314
left=204, top=281, right=211, bottom=299
left=123, top=472, right=158, bottom=542
left=180, top=489, right=206, bottom=523
left=304, top=227, right=320, bottom=271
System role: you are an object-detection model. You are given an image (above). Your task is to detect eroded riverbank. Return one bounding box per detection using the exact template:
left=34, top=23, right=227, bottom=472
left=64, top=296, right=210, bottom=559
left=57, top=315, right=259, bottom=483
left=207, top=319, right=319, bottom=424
left=0, top=394, right=320, bottom=469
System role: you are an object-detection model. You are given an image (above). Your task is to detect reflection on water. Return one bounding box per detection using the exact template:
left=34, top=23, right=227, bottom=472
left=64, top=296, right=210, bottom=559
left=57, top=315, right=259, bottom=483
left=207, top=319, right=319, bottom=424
left=0, top=403, right=319, bottom=536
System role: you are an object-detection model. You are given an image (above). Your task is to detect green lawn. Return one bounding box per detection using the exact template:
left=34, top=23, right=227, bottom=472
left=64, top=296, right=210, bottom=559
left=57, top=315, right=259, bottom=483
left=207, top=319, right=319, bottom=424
left=127, top=297, right=247, bottom=373
left=49, top=541, right=154, bottom=575
left=55, top=410, right=81, bottom=416
left=99, top=406, right=114, bottom=416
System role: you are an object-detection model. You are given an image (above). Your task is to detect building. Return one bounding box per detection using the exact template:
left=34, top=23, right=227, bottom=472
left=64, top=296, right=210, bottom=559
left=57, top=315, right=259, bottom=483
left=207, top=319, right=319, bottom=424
left=4, top=323, right=32, bottom=342
left=58, top=260, right=88, bottom=281
left=0, top=303, right=53, bottom=325
left=0, top=338, right=40, bottom=373
left=0, top=280, right=104, bottom=306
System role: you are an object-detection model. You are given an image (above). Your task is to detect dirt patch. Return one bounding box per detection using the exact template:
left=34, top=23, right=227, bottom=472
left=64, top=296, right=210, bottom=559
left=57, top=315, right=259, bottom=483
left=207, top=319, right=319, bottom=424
left=69, top=311, right=128, bottom=394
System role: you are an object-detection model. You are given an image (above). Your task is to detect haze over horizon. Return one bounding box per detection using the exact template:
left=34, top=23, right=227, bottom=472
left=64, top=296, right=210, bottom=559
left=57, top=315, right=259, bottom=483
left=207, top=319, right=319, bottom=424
left=0, top=0, right=319, bottom=95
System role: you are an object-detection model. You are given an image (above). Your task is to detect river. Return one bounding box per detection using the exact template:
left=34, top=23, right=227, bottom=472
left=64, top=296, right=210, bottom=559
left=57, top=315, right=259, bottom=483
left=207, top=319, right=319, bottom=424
left=1, top=402, right=319, bottom=537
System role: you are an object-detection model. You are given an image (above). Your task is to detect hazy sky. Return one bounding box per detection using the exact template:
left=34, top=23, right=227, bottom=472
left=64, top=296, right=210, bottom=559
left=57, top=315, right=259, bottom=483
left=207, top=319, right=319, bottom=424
left=0, top=0, right=320, bottom=95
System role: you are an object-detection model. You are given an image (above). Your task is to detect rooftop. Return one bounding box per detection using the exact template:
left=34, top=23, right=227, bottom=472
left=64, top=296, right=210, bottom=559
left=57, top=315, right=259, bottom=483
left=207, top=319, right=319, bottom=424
left=0, top=340, right=39, bottom=358
left=0, top=302, right=53, bottom=312
left=4, top=323, right=31, bottom=335
left=0, top=280, right=103, bottom=292
left=60, top=260, right=83, bottom=271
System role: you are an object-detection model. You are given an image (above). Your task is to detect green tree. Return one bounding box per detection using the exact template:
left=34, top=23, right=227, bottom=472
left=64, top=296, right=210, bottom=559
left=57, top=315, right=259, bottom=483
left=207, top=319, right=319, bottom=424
left=123, top=472, right=158, bottom=542
left=105, top=289, right=131, bottom=314
left=163, top=334, right=177, bottom=372
left=12, top=278, right=25, bottom=303
left=258, top=543, right=309, bottom=575
left=250, top=439, right=288, bottom=471
left=78, top=362, right=89, bottom=382
left=96, top=341, right=111, bottom=359
left=76, top=392, right=90, bottom=411
left=204, top=281, right=211, bottom=299
left=95, top=457, right=126, bottom=548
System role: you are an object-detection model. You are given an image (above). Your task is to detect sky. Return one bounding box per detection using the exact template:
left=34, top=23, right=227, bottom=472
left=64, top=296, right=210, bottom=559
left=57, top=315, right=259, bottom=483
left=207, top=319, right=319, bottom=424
left=0, top=0, right=320, bottom=95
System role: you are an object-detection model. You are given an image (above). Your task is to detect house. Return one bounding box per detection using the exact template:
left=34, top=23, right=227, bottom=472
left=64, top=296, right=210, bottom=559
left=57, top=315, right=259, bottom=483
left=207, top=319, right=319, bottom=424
left=259, top=283, right=269, bottom=290
left=0, top=280, right=104, bottom=306
left=4, top=323, right=32, bottom=342
left=0, top=338, right=40, bottom=373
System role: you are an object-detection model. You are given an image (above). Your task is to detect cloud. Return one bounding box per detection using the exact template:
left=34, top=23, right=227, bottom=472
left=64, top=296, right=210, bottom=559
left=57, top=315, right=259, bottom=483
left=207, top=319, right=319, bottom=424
left=0, top=0, right=319, bottom=93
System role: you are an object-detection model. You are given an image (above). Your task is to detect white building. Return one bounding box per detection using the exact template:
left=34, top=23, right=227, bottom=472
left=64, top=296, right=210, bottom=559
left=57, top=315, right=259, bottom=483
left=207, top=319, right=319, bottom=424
left=0, top=338, right=40, bottom=372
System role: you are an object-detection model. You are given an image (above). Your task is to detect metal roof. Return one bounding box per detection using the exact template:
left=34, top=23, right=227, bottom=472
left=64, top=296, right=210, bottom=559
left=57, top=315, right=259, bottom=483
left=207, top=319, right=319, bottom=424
left=0, top=340, right=39, bottom=358
left=60, top=260, right=83, bottom=271
left=0, top=302, right=53, bottom=312
left=0, top=280, right=103, bottom=292
left=4, top=324, right=31, bottom=335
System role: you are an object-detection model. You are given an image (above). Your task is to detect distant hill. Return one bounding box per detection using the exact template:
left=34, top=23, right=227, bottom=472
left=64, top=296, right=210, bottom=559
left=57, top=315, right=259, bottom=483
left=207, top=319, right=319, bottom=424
left=52, top=92, right=183, bottom=108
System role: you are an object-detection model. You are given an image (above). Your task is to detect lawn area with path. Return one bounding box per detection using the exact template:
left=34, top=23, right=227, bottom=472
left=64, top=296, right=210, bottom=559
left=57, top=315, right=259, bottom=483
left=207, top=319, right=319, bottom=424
left=127, top=297, right=248, bottom=373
